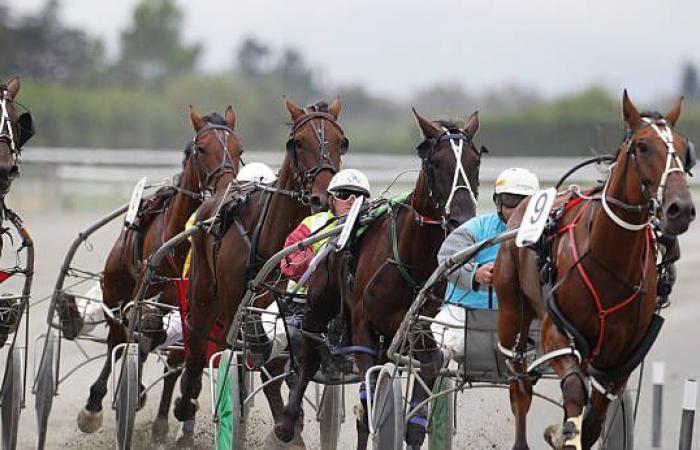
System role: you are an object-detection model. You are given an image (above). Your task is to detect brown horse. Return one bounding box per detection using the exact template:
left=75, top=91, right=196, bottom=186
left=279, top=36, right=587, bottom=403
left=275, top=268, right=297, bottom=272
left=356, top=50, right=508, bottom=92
left=76, top=106, right=242, bottom=437
left=494, top=91, right=696, bottom=450
left=173, top=97, right=347, bottom=428
left=275, top=108, right=483, bottom=449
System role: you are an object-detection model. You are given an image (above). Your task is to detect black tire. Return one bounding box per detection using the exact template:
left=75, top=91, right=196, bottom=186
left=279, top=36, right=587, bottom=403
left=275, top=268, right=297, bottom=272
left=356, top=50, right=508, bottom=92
left=1, top=347, right=23, bottom=450
left=597, top=389, right=634, bottom=450
left=318, top=384, right=342, bottom=450
left=370, top=363, right=404, bottom=450
left=115, top=343, right=139, bottom=450
left=428, top=377, right=454, bottom=450
left=35, top=331, right=58, bottom=450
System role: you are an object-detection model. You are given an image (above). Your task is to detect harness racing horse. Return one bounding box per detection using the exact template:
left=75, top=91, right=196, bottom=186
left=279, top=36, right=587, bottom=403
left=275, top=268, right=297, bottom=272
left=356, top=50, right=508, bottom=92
left=173, top=98, right=346, bottom=432
left=275, top=108, right=483, bottom=449
left=494, top=91, right=696, bottom=450
left=77, top=106, right=242, bottom=437
left=0, top=77, right=35, bottom=348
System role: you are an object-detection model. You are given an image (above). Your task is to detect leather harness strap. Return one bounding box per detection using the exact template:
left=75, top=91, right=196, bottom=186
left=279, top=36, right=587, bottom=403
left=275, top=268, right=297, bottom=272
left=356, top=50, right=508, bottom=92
left=556, top=198, right=653, bottom=363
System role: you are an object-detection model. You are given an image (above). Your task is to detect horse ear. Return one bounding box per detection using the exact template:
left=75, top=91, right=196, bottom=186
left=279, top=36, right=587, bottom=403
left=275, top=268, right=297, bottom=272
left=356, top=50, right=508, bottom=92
left=5, top=77, right=20, bottom=100
left=328, top=96, right=342, bottom=119
left=284, top=96, right=304, bottom=121
left=666, top=96, right=683, bottom=127
left=622, top=89, right=642, bottom=130
left=462, top=111, right=479, bottom=138
left=412, top=107, right=441, bottom=138
left=224, top=105, right=236, bottom=130
left=188, top=105, right=205, bottom=132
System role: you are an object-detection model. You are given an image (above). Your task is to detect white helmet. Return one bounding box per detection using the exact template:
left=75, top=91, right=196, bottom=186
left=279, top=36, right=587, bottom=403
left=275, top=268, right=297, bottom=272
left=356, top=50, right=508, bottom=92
left=237, top=162, right=277, bottom=184
left=494, top=168, right=540, bottom=196
left=327, top=169, right=371, bottom=197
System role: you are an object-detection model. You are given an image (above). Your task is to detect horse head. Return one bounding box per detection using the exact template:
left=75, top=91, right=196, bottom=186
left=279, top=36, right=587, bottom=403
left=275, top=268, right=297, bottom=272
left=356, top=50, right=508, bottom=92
left=0, top=77, right=34, bottom=196
left=412, top=108, right=482, bottom=231
left=283, top=96, right=346, bottom=213
left=185, top=105, right=243, bottom=193
left=615, top=90, right=695, bottom=235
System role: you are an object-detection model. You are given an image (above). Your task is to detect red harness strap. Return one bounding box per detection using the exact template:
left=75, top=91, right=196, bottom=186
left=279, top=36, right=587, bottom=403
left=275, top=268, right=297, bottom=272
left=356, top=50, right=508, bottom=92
left=410, top=194, right=443, bottom=226
left=558, top=199, right=652, bottom=363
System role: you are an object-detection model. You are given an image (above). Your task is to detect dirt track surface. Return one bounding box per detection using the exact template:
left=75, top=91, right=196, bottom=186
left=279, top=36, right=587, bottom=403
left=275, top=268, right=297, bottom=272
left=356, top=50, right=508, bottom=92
left=4, top=180, right=700, bottom=450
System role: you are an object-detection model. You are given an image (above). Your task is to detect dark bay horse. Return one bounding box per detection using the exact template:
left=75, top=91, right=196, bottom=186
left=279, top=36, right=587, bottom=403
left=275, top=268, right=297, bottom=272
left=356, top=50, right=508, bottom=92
left=494, top=91, right=696, bottom=450
left=77, top=106, right=242, bottom=436
left=0, top=77, right=35, bottom=348
left=173, top=97, right=347, bottom=428
left=275, top=108, right=483, bottom=449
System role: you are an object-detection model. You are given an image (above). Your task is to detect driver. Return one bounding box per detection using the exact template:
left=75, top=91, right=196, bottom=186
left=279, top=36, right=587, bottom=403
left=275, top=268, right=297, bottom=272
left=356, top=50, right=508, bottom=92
left=432, top=168, right=540, bottom=360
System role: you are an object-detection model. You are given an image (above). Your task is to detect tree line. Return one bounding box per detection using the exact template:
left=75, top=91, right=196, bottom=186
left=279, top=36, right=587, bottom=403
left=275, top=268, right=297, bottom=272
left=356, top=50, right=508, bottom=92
left=1, top=0, right=698, bottom=155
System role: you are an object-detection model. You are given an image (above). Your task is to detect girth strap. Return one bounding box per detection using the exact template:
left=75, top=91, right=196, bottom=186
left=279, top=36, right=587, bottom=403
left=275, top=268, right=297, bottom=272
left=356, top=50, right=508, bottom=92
left=389, top=204, right=420, bottom=289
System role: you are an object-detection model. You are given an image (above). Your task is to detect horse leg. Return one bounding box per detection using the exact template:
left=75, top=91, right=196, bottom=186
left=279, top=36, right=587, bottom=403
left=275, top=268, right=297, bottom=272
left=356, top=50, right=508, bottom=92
left=581, top=381, right=625, bottom=450
left=261, top=356, right=287, bottom=423
left=274, top=301, right=331, bottom=443
left=498, top=294, right=535, bottom=450
left=77, top=321, right=126, bottom=433
left=543, top=318, right=588, bottom=450
left=404, top=323, right=443, bottom=449
left=152, top=349, right=185, bottom=442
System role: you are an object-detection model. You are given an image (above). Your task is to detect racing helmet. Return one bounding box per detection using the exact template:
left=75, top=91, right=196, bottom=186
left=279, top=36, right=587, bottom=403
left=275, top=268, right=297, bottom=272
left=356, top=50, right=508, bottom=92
left=494, top=168, right=540, bottom=196
left=236, top=162, right=277, bottom=184
left=327, top=169, right=371, bottom=197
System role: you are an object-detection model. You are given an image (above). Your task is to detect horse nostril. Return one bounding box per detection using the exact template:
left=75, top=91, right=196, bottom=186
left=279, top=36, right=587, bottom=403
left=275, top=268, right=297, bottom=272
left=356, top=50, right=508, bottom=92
left=690, top=205, right=697, bottom=221
left=8, top=165, right=19, bottom=179
left=667, top=203, right=681, bottom=219
left=309, top=195, right=323, bottom=211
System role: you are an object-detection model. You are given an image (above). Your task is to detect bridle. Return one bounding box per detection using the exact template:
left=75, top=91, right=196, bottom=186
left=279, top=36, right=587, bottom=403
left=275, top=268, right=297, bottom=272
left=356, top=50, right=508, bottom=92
left=416, top=128, right=481, bottom=228
left=0, top=93, right=17, bottom=156
left=285, top=108, right=345, bottom=203
left=602, top=116, right=694, bottom=231
left=188, top=123, right=239, bottom=194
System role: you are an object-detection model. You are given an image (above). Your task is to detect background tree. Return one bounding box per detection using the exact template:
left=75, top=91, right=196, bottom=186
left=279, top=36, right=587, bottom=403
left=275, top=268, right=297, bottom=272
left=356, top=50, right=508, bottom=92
left=681, top=62, right=699, bottom=102
left=112, top=0, right=201, bottom=86
left=236, top=37, right=270, bottom=77
left=0, top=0, right=105, bottom=84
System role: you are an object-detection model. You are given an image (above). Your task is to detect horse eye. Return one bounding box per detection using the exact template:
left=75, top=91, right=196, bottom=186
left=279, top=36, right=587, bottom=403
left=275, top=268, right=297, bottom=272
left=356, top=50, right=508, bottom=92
left=636, top=142, right=649, bottom=153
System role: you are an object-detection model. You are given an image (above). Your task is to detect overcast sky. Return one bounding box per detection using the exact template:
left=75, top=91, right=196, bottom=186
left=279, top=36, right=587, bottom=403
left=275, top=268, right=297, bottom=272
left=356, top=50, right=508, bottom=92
left=12, top=0, right=700, bottom=102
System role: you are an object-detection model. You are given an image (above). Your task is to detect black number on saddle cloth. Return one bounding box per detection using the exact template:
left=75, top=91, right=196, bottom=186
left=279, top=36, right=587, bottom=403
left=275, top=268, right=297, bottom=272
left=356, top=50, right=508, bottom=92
left=530, top=192, right=549, bottom=225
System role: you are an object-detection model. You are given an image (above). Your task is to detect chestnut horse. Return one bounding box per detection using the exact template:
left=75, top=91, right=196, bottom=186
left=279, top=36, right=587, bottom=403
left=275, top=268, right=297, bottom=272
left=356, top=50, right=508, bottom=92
left=275, top=108, right=483, bottom=449
left=494, top=91, right=696, bottom=450
left=173, top=98, right=347, bottom=428
left=77, top=107, right=242, bottom=437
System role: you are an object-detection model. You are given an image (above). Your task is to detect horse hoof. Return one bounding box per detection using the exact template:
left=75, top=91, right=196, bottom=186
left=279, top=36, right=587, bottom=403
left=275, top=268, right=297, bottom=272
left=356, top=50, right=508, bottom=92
left=273, top=420, right=295, bottom=444
left=151, top=417, right=169, bottom=442
left=77, top=407, right=103, bottom=433
left=405, top=422, right=427, bottom=448
left=173, top=397, right=198, bottom=422
left=544, top=423, right=560, bottom=449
